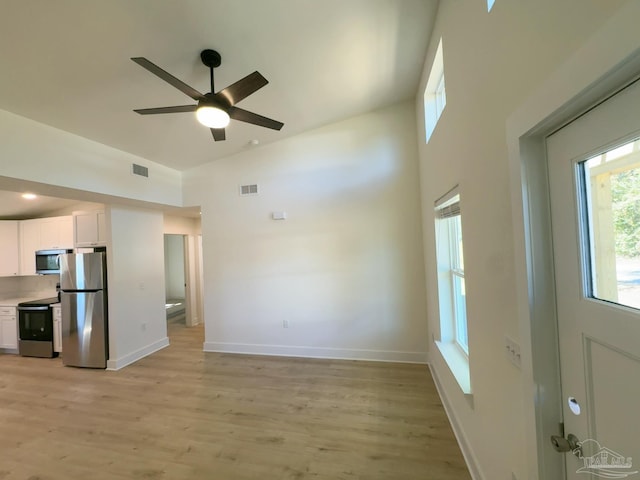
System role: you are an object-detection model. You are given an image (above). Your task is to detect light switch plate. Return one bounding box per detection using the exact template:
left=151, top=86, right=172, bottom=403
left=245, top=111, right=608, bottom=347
left=505, top=335, right=521, bottom=369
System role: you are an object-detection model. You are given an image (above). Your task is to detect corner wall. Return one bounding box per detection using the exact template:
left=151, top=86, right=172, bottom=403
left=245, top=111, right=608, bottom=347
left=106, top=205, right=168, bottom=369
left=183, top=101, right=428, bottom=362
left=415, top=1, right=629, bottom=479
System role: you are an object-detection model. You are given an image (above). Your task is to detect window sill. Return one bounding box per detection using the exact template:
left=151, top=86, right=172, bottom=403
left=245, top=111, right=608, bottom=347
left=435, top=340, right=473, bottom=402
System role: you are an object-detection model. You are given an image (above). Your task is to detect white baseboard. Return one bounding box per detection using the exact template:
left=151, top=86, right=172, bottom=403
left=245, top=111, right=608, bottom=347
left=203, top=341, right=427, bottom=364
left=106, top=337, right=169, bottom=371
left=429, top=363, right=484, bottom=480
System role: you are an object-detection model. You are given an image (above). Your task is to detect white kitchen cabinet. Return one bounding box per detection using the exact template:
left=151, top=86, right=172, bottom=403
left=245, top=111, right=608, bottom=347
left=39, top=216, right=74, bottom=250
left=19, top=219, right=40, bottom=275
left=0, top=221, right=20, bottom=276
left=0, top=306, right=18, bottom=351
left=74, top=210, right=107, bottom=247
left=52, top=304, right=62, bottom=353
left=19, top=216, right=74, bottom=275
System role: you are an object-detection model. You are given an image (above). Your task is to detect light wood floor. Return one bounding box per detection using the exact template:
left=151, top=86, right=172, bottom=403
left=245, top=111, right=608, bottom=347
left=0, top=323, right=471, bottom=479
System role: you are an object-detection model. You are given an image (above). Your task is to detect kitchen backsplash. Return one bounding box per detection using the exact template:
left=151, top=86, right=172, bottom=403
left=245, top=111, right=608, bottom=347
left=0, top=275, right=59, bottom=301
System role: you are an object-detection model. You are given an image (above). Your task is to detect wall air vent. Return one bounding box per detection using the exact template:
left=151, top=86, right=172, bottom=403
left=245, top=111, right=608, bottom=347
left=132, top=163, right=149, bottom=178
left=239, top=184, right=259, bottom=196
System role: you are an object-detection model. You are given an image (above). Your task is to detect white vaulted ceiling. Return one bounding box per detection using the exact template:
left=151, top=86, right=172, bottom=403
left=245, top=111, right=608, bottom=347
left=0, top=0, right=437, bottom=172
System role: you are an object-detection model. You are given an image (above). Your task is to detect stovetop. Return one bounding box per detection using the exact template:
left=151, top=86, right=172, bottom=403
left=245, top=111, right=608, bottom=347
left=17, top=297, right=60, bottom=307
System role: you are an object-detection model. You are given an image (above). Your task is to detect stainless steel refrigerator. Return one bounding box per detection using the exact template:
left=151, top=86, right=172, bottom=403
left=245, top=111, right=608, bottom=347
left=60, top=252, right=108, bottom=368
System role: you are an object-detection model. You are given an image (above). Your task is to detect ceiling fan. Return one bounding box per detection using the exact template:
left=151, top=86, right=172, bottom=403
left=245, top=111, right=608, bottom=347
left=131, top=49, right=284, bottom=141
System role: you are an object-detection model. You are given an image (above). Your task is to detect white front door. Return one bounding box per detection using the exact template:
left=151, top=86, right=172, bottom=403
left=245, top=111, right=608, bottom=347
left=547, top=79, right=640, bottom=479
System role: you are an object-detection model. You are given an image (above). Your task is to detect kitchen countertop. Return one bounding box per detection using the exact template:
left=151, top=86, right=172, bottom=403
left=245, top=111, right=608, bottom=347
left=0, top=297, right=60, bottom=307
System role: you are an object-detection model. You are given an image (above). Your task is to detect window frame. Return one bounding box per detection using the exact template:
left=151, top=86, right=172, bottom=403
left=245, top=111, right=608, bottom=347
left=423, top=38, right=446, bottom=143
left=448, top=216, right=468, bottom=354
left=434, top=188, right=472, bottom=397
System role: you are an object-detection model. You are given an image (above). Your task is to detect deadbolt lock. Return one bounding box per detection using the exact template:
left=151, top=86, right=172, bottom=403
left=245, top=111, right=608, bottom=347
left=550, top=433, right=582, bottom=457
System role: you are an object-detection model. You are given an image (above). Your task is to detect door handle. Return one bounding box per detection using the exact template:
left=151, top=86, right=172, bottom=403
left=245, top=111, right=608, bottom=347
left=550, top=433, right=582, bottom=457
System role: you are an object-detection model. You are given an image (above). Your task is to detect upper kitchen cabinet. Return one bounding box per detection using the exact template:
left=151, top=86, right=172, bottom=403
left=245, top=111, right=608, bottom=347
left=19, top=219, right=39, bottom=275
left=39, top=216, right=74, bottom=250
left=74, top=210, right=107, bottom=247
left=0, top=221, right=20, bottom=276
left=19, top=216, right=74, bottom=275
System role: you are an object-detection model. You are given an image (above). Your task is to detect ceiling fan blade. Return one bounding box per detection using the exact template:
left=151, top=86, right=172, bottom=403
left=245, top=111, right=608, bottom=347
left=133, top=105, right=197, bottom=115
left=211, top=128, right=226, bottom=141
left=218, top=71, right=268, bottom=106
left=131, top=57, right=204, bottom=101
left=228, top=107, right=284, bottom=131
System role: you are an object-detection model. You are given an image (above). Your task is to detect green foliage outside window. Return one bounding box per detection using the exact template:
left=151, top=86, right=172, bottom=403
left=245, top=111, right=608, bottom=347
left=611, top=168, right=640, bottom=258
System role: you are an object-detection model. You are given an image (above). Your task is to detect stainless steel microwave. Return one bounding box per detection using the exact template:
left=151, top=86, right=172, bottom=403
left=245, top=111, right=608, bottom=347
left=35, top=249, right=73, bottom=275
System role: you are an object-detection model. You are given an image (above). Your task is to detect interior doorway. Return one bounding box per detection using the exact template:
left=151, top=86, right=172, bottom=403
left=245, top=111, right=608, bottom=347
left=164, top=233, right=204, bottom=329
left=164, top=234, right=187, bottom=326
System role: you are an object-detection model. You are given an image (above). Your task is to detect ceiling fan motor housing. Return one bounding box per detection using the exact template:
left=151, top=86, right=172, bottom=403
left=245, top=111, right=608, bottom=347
left=198, top=92, right=230, bottom=110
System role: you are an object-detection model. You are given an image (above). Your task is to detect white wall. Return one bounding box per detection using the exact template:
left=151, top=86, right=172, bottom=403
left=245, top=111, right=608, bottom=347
left=0, top=108, right=182, bottom=207
left=415, top=1, right=629, bottom=479
left=45, top=201, right=105, bottom=217
left=183, top=101, right=427, bottom=361
left=163, top=215, right=201, bottom=235
left=106, top=205, right=168, bottom=369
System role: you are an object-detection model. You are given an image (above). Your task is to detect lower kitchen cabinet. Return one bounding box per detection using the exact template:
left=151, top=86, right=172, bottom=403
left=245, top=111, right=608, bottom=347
left=53, top=305, right=62, bottom=353
left=0, top=306, right=18, bottom=351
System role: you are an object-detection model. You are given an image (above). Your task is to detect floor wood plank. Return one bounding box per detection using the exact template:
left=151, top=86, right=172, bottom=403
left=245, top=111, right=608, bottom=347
left=0, top=323, right=470, bottom=479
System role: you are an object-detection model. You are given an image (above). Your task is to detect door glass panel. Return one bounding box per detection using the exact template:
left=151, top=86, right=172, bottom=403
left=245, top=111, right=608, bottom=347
left=580, top=137, right=640, bottom=309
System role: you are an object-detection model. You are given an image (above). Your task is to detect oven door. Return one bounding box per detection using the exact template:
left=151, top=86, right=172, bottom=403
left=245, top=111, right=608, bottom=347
left=18, top=306, right=53, bottom=341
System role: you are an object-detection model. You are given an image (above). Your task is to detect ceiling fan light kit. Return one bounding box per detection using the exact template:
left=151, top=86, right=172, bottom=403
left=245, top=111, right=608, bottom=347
left=131, top=49, right=283, bottom=142
left=196, top=105, right=230, bottom=128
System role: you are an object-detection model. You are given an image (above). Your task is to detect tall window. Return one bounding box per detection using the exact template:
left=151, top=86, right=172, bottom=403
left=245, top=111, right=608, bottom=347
left=424, top=38, right=446, bottom=143
left=434, top=189, right=471, bottom=394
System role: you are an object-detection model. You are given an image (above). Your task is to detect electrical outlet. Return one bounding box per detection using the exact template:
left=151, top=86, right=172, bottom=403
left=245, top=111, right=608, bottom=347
left=283, top=319, right=289, bottom=328
left=141, top=322, right=147, bottom=332
left=504, top=335, right=521, bottom=369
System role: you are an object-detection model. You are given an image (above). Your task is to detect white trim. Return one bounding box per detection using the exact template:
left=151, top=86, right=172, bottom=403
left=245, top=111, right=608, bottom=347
left=435, top=184, right=460, bottom=207
left=506, top=3, right=640, bottom=479
left=435, top=340, right=471, bottom=395
left=424, top=38, right=446, bottom=143
left=203, top=342, right=427, bottom=364
left=429, top=363, right=484, bottom=480
left=106, top=337, right=170, bottom=370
